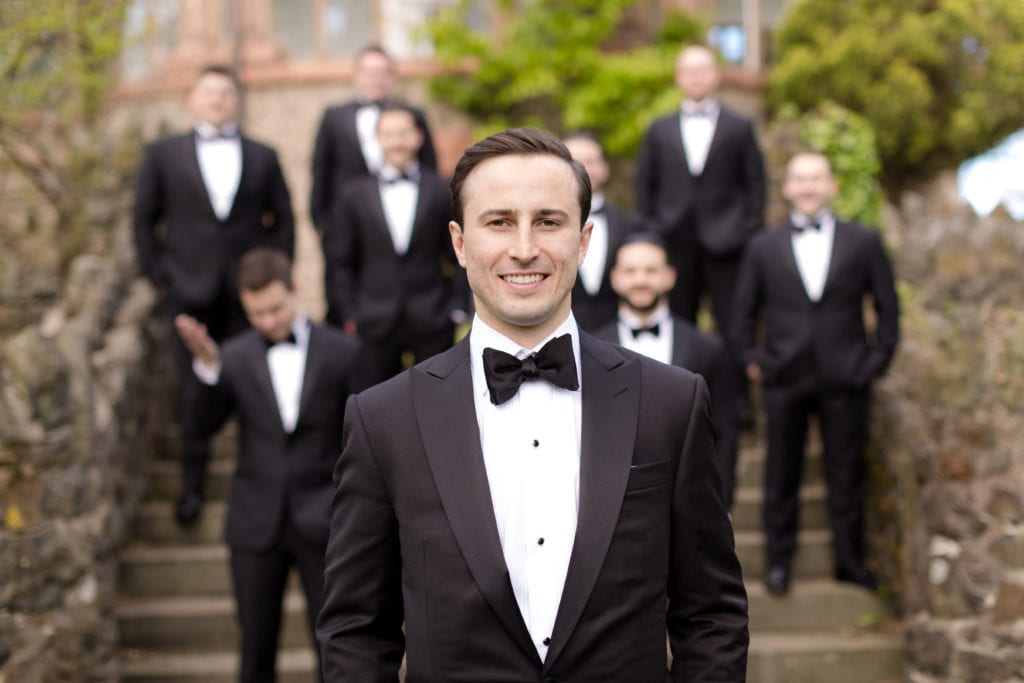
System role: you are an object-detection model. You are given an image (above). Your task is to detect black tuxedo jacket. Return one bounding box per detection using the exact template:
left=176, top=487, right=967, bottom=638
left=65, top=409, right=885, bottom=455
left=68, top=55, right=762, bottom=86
left=322, top=170, right=465, bottom=341
left=317, top=333, right=748, bottom=682
left=594, top=315, right=737, bottom=466
left=732, top=220, right=900, bottom=389
left=133, top=132, right=294, bottom=309
left=310, top=100, right=437, bottom=230
left=571, top=204, right=642, bottom=332
left=634, top=107, right=764, bottom=256
left=193, top=324, right=360, bottom=551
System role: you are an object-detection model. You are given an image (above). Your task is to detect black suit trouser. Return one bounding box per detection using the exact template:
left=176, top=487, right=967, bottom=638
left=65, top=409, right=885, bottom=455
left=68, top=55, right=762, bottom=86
left=761, top=377, right=869, bottom=575
left=355, top=315, right=454, bottom=391
left=230, top=517, right=326, bottom=683
left=166, top=290, right=248, bottom=496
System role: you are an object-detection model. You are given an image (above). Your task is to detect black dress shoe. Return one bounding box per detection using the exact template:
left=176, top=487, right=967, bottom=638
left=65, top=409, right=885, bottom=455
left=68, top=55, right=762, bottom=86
left=174, top=493, right=203, bottom=526
left=765, top=566, right=790, bottom=595
left=835, top=566, right=881, bottom=591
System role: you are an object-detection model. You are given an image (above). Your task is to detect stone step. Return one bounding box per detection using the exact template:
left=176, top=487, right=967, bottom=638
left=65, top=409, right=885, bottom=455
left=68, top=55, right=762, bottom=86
left=736, top=448, right=824, bottom=489
left=747, top=630, right=903, bottom=683
left=119, top=648, right=317, bottom=683
left=731, top=483, right=827, bottom=532
left=735, top=528, right=835, bottom=580
left=156, top=425, right=237, bottom=462
left=131, top=501, right=228, bottom=546
left=747, top=579, right=890, bottom=632
left=146, top=460, right=235, bottom=502
left=118, top=593, right=314, bottom=652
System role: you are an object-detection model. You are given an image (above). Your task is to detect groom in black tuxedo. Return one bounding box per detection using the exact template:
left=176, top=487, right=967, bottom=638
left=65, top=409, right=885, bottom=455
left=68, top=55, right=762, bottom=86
left=732, top=152, right=899, bottom=595
left=132, top=65, right=294, bottom=523
left=594, top=232, right=739, bottom=509
left=176, top=248, right=359, bottom=682
left=317, top=128, right=748, bottom=681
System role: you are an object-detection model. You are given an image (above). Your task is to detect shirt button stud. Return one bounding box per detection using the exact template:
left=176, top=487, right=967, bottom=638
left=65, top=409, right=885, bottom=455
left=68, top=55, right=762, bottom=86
left=537, top=537, right=545, bottom=545
left=543, top=637, right=551, bottom=646
left=532, top=439, right=539, bottom=447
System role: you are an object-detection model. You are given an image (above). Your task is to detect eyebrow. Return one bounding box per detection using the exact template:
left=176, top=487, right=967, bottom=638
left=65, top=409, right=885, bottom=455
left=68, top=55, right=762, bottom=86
left=476, top=208, right=572, bottom=221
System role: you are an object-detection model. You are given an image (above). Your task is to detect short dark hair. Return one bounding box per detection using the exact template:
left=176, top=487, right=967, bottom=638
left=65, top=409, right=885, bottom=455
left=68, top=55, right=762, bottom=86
left=196, top=64, right=239, bottom=89
left=237, top=248, right=293, bottom=292
left=377, top=102, right=419, bottom=127
left=450, top=127, right=591, bottom=228
left=355, top=44, right=393, bottom=67
left=562, top=129, right=602, bottom=148
left=615, top=230, right=669, bottom=266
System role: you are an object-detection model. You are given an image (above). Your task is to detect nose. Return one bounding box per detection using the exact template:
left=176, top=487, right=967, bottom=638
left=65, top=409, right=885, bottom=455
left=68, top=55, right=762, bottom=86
left=507, top=221, right=540, bottom=263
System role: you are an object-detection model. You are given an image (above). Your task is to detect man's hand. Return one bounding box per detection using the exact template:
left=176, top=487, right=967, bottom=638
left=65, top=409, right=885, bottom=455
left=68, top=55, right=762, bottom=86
left=746, top=362, right=763, bottom=384
left=175, top=314, right=220, bottom=368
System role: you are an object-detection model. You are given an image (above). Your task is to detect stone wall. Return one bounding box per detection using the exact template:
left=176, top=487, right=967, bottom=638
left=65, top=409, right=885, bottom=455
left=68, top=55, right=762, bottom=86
left=873, top=173, right=1024, bottom=682
left=0, top=222, right=170, bottom=681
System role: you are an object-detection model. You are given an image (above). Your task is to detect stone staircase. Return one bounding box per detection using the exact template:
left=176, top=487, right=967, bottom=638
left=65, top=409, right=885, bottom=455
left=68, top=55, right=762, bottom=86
left=116, top=423, right=903, bottom=681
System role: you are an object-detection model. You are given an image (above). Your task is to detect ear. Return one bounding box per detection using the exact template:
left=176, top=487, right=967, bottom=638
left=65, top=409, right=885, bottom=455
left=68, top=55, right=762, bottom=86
left=578, top=221, right=594, bottom=266
left=449, top=221, right=467, bottom=267
left=665, top=265, right=678, bottom=292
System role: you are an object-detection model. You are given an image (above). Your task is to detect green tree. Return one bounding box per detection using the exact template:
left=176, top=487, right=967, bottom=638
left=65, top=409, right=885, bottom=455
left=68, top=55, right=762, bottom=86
left=426, top=0, right=703, bottom=159
left=0, top=0, right=132, bottom=270
left=768, top=0, right=1024, bottom=190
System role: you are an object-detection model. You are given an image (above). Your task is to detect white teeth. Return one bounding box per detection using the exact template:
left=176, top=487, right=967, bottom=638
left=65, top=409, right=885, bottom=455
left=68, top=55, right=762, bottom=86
left=503, top=274, right=544, bottom=284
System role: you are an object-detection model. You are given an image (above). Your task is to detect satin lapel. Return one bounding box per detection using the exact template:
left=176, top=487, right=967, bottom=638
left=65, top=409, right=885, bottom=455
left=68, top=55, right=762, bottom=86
left=244, top=335, right=286, bottom=434
left=778, top=226, right=809, bottom=300
left=295, top=325, right=322, bottom=426
left=669, top=115, right=695, bottom=180
left=224, top=137, right=250, bottom=222
left=820, top=221, right=848, bottom=300
left=701, top=109, right=730, bottom=175
left=180, top=135, right=218, bottom=221
left=410, top=339, right=539, bottom=663
left=406, top=177, right=434, bottom=253
left=545, top=334, right=639, bottom=670
left=365, top=187, right=398, bottom=254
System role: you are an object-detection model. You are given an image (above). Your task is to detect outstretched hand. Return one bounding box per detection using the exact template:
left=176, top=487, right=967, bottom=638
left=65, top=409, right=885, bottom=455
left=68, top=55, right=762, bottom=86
left=174, top=314, right=220, bottom=368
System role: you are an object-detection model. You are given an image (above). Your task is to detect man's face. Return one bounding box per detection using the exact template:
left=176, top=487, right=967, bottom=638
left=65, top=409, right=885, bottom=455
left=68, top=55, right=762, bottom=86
left=610, top=242, right=677, bottom=315
left=189, top=72, right=240, bottom=128
left=449, top=154, right=592, bottom=345
left=354, top=51, right=394, bottom=102
left=378, top=109, right=423, bottom=170
left=674, top=47, right=721, bottom=102
left=782, top=153, right=839, bottom=217
left=564, top=137, right=609, bottom=194
left=239, top=281, right=298, bottom=343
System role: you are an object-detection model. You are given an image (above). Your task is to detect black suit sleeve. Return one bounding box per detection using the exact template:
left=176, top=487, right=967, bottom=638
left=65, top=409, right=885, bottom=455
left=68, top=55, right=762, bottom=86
left=633, top=123, right=659, bottom=221
left=310, top=111, right=337, bottom=232
left=317, top=395, right=404, bottom=681
left=266, top=150, right=295, bottom=259
left=668, top=376, right=749, bottom=680
left=132, top=143, right=167, bottom=285
left=731, top=242, right=764, bottom=371
left=739, top=120, right=766, bottom=238
left=858, top=232, right=900, bottom=383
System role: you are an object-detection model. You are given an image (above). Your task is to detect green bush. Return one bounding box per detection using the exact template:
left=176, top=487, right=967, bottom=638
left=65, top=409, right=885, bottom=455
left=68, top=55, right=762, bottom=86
left=768, top=0, right=1024, bottom=190
left=426, top=0, right=703, bottom=158
left=770, top=102, right=885, bottom=227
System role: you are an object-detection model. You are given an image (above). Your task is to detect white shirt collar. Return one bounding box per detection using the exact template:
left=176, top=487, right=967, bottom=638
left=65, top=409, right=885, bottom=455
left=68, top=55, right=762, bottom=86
left=617, top=302, right=671, bottom=330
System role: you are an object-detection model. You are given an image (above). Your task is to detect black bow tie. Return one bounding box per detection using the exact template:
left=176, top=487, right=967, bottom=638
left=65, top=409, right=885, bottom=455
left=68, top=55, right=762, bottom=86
left=382, top=172, right=418, bottom=185
left=263, top=332, right=297, bottom=349
left=791, top=221, right=822, bottom=234
left=629, top=323, right=660, bottom=339
left=482, top=334, right=579, bottom=405
left=196, top=127, right=238, bottom=141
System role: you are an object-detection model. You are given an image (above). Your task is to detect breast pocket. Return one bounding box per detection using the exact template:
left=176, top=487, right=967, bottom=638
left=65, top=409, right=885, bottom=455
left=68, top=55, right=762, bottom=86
left=625, top=459, right=671, bottom=493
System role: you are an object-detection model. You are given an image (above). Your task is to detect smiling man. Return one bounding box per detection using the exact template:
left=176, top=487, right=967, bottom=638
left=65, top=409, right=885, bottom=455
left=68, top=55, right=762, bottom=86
left=317, top=127, right=748, bottom=682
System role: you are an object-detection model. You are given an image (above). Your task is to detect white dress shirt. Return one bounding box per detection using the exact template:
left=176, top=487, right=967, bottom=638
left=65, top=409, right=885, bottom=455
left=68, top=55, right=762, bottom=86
left=378, top=163, right=420, bottom=255
left=193, top=313, right=310, bottom=433
left=615, top=304, right=674, bottom=365
left=790, top=211, right=835, bottom=302
left=577, top=193, right=608, bottom=296
left=355, top=102, right=383, bottom=173
left=194, top=122, right=242, bottom=221
left=679, top=98, right=719, bottom=176
left=468, top=314, right=583, bottom=661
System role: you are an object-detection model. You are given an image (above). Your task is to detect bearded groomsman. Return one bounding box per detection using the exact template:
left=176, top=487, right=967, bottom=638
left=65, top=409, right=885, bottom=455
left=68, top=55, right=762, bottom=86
left=133, top=65, right=294, bottom=524
left=732, top=151, right=899, bottom=596
left=563, top=132, right=641, bottom=333
left=594, top=232, right=739, bottom=509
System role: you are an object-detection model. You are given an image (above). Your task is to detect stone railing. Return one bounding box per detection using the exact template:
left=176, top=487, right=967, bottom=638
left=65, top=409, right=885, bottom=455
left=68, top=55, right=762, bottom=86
left=0, top=224, right=170, bottom=681
left=873, top=173, right=1024, bottom=681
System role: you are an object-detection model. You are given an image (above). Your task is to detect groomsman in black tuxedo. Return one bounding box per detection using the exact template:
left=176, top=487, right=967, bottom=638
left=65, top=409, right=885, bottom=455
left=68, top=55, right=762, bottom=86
left=594, top=232, right=739, bottom=509
left=563, top=132, right=641, bottom=332
left=635, top=45, right=765, bottom=421
left=175, top=248, right=360, bottom=682
left=732, top=152, right=899, bottom=595
left=132, top=65, right=294, bottom=524
left=311, top=47, right=437, bottom=327
left=322, top=103, right=464, bottom=389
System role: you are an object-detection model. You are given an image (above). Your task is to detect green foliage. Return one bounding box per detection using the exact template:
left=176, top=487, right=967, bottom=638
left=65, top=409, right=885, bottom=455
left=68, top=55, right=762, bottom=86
left=768, top=0, right=1024, bottom=189
left=771, top=102, right=885, bottom=227
left=0, top=0, right=130, bottom=269
left=426, top=0, right=703, bottom=158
